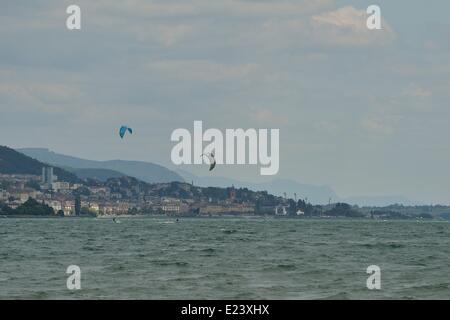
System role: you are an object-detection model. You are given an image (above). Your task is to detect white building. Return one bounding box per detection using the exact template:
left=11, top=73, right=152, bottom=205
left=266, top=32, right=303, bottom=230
left=48, top=200, right=62, bottom=212
left=275, top=205, right=288, bottom=216
left=51, top=182, right=70, bottom=192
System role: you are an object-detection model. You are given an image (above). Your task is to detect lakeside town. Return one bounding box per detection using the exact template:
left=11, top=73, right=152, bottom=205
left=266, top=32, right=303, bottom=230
left=0, top=167, right=283, bottom=217
left=1, top=166, right=450, bottom=220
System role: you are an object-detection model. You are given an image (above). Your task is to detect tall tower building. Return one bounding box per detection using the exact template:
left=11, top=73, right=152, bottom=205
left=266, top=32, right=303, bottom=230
left=42, top=166, right=54, bottom=185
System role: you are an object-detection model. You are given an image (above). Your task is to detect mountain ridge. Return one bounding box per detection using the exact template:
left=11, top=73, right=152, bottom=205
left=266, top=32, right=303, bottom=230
left=0, top=146, right=80, bottom=183
left=17, top=148, right=184, bottom=184
left=15, top=148, right=416, bottom=206
left=175, top=169, right=338, bottom=205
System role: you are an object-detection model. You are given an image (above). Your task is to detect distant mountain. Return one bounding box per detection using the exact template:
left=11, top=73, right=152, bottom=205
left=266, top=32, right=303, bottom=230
left=0, top=146, right=79, bottom=183
left=69, top=168, right=125, bottom=182
left=175, top=169, right=338, bottom=205
left=175, top=169, right=415, bottom=206
left=13, top=148, right=414, bottom=206
left=342, top=195, right=419, bottom=207
left=17, top=148, right=184, bottom=184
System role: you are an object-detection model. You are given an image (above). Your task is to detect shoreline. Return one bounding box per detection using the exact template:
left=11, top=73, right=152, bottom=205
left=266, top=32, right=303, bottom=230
left=0, top=214, right=444, bottom=221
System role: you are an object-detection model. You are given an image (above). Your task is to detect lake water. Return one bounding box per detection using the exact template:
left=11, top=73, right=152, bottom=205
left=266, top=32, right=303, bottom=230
left=0, top=217, right=449, bottom=299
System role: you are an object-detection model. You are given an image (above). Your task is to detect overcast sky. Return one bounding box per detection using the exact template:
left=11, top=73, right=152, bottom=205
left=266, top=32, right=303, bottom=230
left=1, top=1, right=450, bottom=203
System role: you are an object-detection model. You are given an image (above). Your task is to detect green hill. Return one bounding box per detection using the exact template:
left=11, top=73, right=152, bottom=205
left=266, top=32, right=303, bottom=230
left=0, top=146, right=80, bottom=183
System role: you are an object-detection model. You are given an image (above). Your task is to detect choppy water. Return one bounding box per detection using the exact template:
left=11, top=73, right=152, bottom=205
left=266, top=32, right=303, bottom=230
left=0, top=217, right=449, bottom=299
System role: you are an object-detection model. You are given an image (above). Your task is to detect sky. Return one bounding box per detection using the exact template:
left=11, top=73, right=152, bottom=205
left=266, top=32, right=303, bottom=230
left=1, top=0, right=450, bottom=204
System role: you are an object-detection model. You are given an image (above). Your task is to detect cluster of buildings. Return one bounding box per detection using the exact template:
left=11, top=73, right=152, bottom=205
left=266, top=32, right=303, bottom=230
left=0, top=167, right=270, bottom=217
left=0, top=170, right=82, bottom=215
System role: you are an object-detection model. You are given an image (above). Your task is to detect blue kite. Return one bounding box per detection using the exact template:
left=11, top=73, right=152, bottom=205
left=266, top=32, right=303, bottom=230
left=119, top=126, right=133, bottom=139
